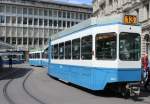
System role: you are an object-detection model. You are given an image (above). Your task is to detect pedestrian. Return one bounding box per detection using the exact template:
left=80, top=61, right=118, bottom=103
left=142, top=53, right=149, bottom=89
left=9, top=56, right=12, bottom=69
left=0, top=56, right=3, bottom=70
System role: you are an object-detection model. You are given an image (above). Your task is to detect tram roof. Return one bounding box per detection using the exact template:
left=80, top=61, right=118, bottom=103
left=51, top=14, right=139, bottom=40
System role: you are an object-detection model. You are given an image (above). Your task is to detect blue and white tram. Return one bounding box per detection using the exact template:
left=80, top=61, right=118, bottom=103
left=29, top=50, right=43, bottom=66
left=48, top=15, right=141, bottom=96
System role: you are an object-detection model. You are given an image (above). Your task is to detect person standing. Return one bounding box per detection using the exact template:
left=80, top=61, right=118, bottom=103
left=9, top=56, right=12, bottom=69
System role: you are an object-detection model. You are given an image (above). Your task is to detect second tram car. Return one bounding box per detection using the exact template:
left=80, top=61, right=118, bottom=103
left=29, top=48, right=48, bottom=67
left=48, top=15, right=141, bottom=96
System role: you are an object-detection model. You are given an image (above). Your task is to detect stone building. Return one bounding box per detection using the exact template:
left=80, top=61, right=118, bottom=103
left=93, top=0, right=150, bottom=56
left=0, top=0, right=92, bottom=51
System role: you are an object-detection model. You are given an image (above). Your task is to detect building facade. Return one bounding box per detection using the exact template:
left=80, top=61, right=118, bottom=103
left=93, top=0, right=150, bottom=56
left=0, top=0, right=92, bottom=51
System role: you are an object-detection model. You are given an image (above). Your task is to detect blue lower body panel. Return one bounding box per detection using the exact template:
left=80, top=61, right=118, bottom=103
left=42, top=61, right=48, bottom=68
left=48, top=63, right=141, bottom=90
left=29, top=60, right=42, bottom=66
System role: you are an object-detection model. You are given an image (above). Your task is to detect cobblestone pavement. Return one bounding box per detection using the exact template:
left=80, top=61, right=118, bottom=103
left=0, top=64, right=150, bottom=104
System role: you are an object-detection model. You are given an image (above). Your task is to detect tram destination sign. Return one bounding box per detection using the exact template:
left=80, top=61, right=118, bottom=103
left=124, top=15, right=137, bottom=25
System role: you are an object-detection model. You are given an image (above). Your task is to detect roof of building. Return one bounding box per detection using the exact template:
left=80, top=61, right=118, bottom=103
left=19, top=0, right=92, bottom=8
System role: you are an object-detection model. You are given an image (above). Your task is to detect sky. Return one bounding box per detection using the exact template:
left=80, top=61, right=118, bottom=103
left=55, top=0, right=92, bottom=5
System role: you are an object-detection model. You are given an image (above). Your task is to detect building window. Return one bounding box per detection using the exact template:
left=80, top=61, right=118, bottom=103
left=54, top=20, right=57, bottom=27
left=34, top=28, right=38, bottom=37
left=6, top=27, right=11, bottom=36
left=17, top=6, right=22, bottom=14
left=39, top=19, right=43, bottom=26
left=58, top=11, right=61, bottom=18
left=12, top=27, right=16, bottom=36
left=44, top=9, right=48, bottom=16
left=81, top=35, right=92, bottom=60
left=44, top=38, right=48, bottom=45
left=0, top=5, right=4, bottom=13
left=23, top=27, right=27, bottom=36
left=23, top=38, right=27, bottom=45
left=6, top=37, right=10, bottom=44
left=39, top=38, right=43, bottom=45
left=80, top=13, right=82, bottom=20
left=39, top=29, right=43, bottom=36
left=65, top=40, right=71, bottom=59
left=0, top=37, right=4, bottom=42
left=17, top=38, right=22, bottom=45
left=67, top=21, right=70, bottom=27
left=63, top=21, right=66, bottom=27
left=23, top=17, right=27, bottom=25
left=23, top=8, right=27, bottom=15
left=49, top=9, right=52, bottom=16
left=28, top=18, right=33, bottom=25
left=28, top=8, right=33, bottom=15
left=12, top=6, right=16, bottom=14
left=6, top=5, right=11, bottom=13
left=71, top=12, right=74, bottom=19
left=34, top=8, right=38, bottom=15
left=29, top=38, right=32, bottom=45
left=44, top=19, right=48, bottom=26
left=12, top=16, right=16, bottom=24
left=28, top=28, right=33, bottom=37
left=67, top=12, right=70, bottom=18
left=17, top=27, right=22, bottom=36
left=12, top=37, right=16, bottom=45
left=58, top=20, right=61, bottom=27
left=34, top=38, right=38, bottom=45
left=71, top=22, right=74, bottom=26
left=6, top=16, right=11, bottom=24
left=17, top=17, right=22, bottom=24
left=53, top=10, right=57, bottom=17
left=34, top=18, right=38, bottom=25
left=39, top=8, right=43, bottom=16
left=63, top=11, right=66, bottom=18
left=49, top=20, right=52, bottom=26
left=0, top=16, right=5, bottom=23
left=72, top=38, right=80, bottom=59
left=59, top=43, right=64, bottom=59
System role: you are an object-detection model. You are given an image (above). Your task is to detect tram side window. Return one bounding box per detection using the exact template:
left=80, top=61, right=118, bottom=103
left=81, top=35, right=92, bottom=60
left=29, top=54, right=31, bottom=59
left=96, top=33, right=116, bottom=60
left=51, top=45, right=54, bottom=59
left=54, top=44, right=58, bottom=59
left=65, top=40, right=71, bottom=59
left=37, top=53, right=40, bottom=58
left=72, top=38, right=80, bottom=59
left=59, top=43, right=64, bottom=59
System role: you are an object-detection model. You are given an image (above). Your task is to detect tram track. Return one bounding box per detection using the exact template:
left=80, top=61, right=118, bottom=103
left=22, top=69, right=46, bottom=104
left=1, top=68, right=46, bottom=104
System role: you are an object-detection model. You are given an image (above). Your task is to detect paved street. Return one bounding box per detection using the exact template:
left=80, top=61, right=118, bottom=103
left=0, top=64, right=150, bottom=104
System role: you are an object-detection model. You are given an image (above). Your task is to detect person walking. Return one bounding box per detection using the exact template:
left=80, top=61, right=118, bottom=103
left=9, top=56, right=12, bottom=69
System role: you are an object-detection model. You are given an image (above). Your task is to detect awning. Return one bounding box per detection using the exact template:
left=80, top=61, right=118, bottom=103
left=0, top=41, right=15, bottom=50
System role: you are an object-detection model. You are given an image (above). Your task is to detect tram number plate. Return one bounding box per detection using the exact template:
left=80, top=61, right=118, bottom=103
left=124, top=15, right=137, bottom=25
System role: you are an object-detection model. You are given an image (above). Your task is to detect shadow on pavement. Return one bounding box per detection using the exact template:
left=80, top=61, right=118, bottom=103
left=48, top=74, right=150, bottom=103
left=0, top=66, right=32, bottom=80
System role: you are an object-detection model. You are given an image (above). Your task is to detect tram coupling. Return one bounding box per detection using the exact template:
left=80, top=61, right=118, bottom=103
left=125, top=82, right=140, bottom=96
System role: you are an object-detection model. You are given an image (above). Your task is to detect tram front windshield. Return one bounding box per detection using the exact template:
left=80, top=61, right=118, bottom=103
left=119, top=32, right=140, bottom=61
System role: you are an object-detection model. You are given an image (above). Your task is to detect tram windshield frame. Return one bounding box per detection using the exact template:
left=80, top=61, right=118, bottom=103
left=119, top=32, right=141, bottom=61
